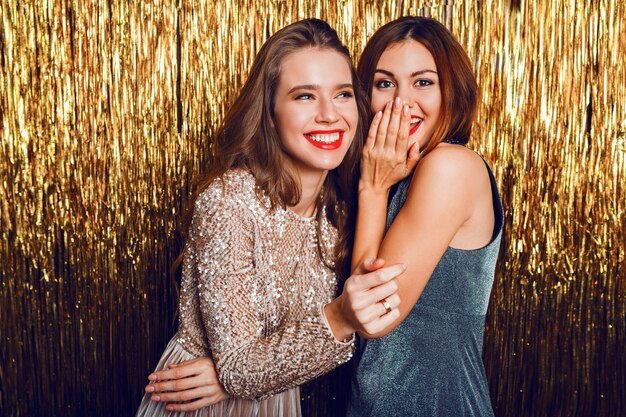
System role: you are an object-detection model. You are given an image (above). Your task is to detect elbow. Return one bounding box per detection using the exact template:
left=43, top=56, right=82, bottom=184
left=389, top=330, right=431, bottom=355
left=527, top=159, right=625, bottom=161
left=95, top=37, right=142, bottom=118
left=218, top=361, right=283, bottom=400
left=358, top=329, right=390, bottom=339
left=220, top=371, right=268, bottom=400
left=358, top=325, right=395, bottom=339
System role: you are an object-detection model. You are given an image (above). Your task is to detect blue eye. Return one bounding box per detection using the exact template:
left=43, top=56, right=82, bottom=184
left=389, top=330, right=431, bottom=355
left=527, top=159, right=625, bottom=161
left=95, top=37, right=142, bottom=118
left=337, top=91, right=354, bottom=99
left=375, top=79, right=395, bottom=89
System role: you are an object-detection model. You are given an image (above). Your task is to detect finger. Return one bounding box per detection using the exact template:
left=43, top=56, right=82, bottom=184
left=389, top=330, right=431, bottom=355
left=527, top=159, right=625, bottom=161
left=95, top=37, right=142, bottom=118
left=354, top=263, right=405, bottom=290
left=150, top=385, right=215, bottom=403
left=378, top=293, right=400, bottom=317
left=395, top=104, right=411, bottom=155
left=357, top=292, right=401, bottom=324
left=374, top=101, right=393, bottom=150
left=166, top=394, right=227, bottom=412
left=149, top=367, right=192, bottom=382
left=147, top=374, right=209, bottom=393
left=363, top=279, right=399, bottom=306
left=352, top=258, right=385, bottom=275
left=148, top=358, right=210, bottom=381
left=361, top=308, right=401, bottom=335
left=384, top=97, right=402, bottom=151
left=364, top=111, right=383, bottom=150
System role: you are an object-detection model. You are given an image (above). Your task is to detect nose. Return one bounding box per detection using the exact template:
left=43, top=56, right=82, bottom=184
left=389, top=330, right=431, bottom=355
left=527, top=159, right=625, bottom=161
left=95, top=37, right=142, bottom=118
left=396, top=84, right=412, bottom=105
left=315, top=97, right=340, bottom=124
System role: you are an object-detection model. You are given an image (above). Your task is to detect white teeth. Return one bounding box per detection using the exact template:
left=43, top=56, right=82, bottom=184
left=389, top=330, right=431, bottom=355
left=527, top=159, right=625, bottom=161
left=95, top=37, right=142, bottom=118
left=306, top=132, right=341, bottom=143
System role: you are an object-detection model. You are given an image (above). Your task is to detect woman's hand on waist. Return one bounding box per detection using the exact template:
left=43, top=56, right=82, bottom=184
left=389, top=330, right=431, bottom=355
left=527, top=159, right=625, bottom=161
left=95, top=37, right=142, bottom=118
left=145, top=356, right=229, bottom=411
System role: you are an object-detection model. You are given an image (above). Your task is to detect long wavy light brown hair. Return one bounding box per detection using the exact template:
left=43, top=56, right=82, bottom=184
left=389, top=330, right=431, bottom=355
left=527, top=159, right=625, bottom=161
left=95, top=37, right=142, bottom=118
left=357, top=16, right=478, bottom=156
left=176, top=19, right=369, bottom=282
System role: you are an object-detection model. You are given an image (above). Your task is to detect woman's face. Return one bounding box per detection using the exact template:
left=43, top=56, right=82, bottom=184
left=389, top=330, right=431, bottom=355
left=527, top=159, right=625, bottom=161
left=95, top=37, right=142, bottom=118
left=273, top=47, right=358, bottom=178
left=370, top=40, right=441, bottom=149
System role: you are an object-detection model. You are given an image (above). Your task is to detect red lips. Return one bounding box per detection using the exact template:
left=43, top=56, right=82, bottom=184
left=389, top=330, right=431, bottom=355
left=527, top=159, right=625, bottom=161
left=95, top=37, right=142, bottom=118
left=304, top=130, right=344, bottom=150
left=409, top=118, right=422, bottom=136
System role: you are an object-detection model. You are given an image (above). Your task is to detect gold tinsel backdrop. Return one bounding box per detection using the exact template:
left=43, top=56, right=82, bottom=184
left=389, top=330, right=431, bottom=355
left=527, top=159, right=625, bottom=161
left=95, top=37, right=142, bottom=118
left=1, top=0, right=624, bottom=416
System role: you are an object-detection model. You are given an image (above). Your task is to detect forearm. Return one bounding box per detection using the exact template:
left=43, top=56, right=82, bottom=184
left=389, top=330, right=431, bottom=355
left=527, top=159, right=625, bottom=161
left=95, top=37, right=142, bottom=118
left=351, top=186, right=390, bottom=271
left=215, top=306, right=354, bottom=400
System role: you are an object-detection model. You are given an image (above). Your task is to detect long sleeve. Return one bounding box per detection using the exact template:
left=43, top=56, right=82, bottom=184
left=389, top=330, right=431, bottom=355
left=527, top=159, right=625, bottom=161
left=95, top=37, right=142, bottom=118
left=187, top=172, right=354, bottom=400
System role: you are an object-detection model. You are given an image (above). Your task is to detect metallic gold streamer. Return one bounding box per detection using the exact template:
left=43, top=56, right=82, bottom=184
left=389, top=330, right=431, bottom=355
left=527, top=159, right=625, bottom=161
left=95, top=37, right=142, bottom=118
left=1, top=1, right=624, bottom=416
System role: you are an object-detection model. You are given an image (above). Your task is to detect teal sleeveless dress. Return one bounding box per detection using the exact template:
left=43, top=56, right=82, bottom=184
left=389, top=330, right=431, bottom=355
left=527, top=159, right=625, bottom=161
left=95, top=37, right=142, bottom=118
left=347, top=160, right=503, bottom=417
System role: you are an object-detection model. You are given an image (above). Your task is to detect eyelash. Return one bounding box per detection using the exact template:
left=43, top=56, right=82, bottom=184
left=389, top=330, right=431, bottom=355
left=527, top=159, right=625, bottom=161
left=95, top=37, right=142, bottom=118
left=375, top=80, right=395, bottom=89
left=415, top=79, right=433, bottom=87
left=295, top=91, right=354, bottom=100
left=374, top=79, right=434, bottom=89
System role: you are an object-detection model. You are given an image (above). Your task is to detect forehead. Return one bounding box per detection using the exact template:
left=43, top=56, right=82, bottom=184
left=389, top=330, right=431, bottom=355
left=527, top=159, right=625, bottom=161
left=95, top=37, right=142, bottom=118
left=277, top=47, right=353, bottom=86
left=376, top=40, right=437, bottom=72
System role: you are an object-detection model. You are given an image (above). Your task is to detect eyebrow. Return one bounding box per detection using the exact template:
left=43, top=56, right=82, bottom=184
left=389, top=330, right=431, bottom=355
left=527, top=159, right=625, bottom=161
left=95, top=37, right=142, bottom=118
left=375, top=69, right=438, bottom=77
left=288, top=83, right=354, bottom=94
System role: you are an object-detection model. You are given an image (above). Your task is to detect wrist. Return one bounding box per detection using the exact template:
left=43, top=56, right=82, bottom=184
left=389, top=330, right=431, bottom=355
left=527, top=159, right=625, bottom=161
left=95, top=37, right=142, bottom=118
left=358, top=180, right=391, bottom=197
left=323, top=297, right=355, bottom=342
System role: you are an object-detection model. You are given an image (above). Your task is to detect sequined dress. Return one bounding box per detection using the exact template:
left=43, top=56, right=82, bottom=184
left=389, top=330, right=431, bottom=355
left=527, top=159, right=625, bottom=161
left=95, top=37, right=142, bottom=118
left=347, top=160, right=503, bottom=417
left=136, top=169, right=354, bottom=417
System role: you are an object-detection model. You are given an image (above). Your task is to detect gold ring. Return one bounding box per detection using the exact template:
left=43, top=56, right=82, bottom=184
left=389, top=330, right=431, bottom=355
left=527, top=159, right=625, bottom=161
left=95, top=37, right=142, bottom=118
left=381, top=299, right=392, bottom=314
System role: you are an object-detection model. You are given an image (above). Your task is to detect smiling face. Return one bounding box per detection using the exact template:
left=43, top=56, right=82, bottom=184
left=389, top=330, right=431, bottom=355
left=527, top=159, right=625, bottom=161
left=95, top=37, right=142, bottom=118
left=273, top=47, right=358, bottom=179
left=370, top=40, right=442, bottom=149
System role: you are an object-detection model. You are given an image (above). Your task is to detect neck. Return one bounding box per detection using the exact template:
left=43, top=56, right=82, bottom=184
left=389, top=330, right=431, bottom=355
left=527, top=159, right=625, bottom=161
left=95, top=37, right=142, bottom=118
left=290, top=168, right=328, bottom=218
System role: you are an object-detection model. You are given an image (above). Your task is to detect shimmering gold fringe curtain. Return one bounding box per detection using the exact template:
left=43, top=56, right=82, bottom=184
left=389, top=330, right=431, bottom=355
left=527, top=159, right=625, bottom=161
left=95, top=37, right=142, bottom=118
left=0, top=1, right=624, bottom=416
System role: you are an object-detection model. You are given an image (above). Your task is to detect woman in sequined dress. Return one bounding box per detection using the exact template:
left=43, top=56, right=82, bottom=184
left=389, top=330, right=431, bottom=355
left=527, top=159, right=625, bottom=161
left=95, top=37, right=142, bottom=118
left=135, top=19, right=406, bottom=417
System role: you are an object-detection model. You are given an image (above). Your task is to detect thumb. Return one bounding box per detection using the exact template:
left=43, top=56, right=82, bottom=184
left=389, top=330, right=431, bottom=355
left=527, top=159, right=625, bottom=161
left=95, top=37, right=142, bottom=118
left=353, top=258, right=385, bottom=275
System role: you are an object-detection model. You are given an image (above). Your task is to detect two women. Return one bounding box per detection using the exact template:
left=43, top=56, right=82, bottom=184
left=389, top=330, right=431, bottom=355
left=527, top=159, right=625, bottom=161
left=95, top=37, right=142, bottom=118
left=142, top=16, right=503, bottom=417
left=136, top=18, right=404, bottom=417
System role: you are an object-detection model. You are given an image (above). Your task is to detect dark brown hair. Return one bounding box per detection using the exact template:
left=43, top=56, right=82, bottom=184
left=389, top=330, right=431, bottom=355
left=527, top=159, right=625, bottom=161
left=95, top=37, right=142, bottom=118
left=357, top=16, right=477, bottom=156
left=179, top=19, right=368, bottom=280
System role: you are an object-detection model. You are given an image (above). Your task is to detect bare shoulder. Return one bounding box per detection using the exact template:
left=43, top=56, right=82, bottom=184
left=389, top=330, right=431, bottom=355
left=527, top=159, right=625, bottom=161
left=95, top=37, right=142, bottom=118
left=413, top=143, right=486, bottom=187
left=420, top=143, right=484, bottom=174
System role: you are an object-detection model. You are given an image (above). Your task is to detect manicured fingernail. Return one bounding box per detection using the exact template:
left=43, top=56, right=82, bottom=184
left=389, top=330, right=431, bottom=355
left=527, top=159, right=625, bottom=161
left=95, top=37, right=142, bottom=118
left=148, top=374, right=156, bottom=381
left=375, top=111, right=382, bottom=120
left=166, top=406, right=174, bottom=411
left=386, top=101, right=392, bottom=110
left=151, top=395, right=160, bottom=401
left=403, top=105, right=409, bottom=116
left=145, top=385, right=154, bottom=392
left=394, top=97, right=401, bottom=107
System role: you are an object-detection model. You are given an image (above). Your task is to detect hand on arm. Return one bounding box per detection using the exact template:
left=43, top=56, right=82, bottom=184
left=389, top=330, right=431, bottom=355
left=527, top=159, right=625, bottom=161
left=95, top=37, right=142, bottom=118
left=145, top=357, right=229, bottom=412
left=353, top=97, right=420, bottom=270
left=324, top=258, right=404, bottom=340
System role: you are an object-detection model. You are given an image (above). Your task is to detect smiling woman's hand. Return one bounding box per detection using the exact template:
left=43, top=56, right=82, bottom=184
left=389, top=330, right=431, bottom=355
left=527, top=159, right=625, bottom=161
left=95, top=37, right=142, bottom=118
left=360, top=97, right=420, bottom=194
left=145, top=356, right=229, bottom=412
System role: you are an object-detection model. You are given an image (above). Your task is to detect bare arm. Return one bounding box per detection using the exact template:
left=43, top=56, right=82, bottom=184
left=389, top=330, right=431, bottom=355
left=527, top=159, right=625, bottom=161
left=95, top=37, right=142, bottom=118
left=352, top=97, right=419, bottom=271
left=359, top=146, right=493, bottom=338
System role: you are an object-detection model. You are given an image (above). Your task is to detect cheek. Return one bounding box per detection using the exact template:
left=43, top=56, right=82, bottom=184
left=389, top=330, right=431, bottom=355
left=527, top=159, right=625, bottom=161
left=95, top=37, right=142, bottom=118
left=426, top=93, right=442, bottom=116
left=370, top=91, right=389, bottom=112
left=348, top=104, right=359, bottom=128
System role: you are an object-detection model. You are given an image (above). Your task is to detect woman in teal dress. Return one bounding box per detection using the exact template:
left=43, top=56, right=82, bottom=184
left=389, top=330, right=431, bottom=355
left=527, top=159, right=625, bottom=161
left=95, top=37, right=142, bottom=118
left=347, top=16, right=502, bottom=416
